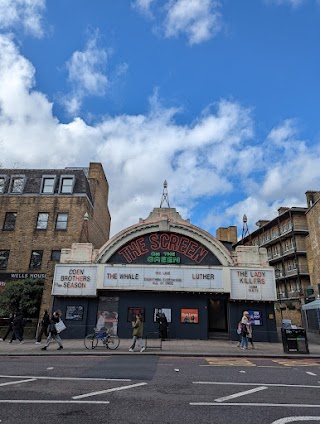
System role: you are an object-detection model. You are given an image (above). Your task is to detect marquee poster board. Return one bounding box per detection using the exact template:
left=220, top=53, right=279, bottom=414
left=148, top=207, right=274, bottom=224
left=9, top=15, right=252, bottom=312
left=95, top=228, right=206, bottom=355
left=230, top=268, right=276, bottom=301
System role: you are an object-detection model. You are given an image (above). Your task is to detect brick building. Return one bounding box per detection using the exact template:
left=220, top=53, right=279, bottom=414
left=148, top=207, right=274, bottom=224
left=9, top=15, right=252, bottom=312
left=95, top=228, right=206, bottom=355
left=0, top=162, right=111, bottom=316
left=234, top=207, right=310, bottom=325
left=305, top=191, right=320, bottom=301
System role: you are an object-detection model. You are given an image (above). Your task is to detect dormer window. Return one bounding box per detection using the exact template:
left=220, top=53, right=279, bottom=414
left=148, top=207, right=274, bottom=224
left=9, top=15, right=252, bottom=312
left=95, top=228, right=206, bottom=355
left=41, top=176, right=56, bottom=194
left=59, top=175, right=75, bottom=194
left=10, top=176, right=25, bottom=193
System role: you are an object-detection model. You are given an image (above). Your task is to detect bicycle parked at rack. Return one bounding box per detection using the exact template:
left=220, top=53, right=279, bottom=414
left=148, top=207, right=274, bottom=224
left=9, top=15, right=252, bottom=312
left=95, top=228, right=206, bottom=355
left=84, top=328, right=120, bottom=350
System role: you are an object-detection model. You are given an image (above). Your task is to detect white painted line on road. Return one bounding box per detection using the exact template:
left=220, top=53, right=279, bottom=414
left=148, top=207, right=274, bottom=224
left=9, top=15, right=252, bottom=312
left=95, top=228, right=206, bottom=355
left=193, top=381, right=320, bottom=389
left=0, top=375, right=130, bottom=382
left=0, top=378, right=37, bottom=387
left=0, top=400, right=109, bottom=404
left=72, top=382, right=147, bottom=399
left=272, top=417, right=320, bottom=423
left=214, top=386, right=268, bottom=403
left=190, top=402, right=320, bottom=408
left=306, top=372, right=317, bottom=376
left=239, top=371, right=246, bottom=373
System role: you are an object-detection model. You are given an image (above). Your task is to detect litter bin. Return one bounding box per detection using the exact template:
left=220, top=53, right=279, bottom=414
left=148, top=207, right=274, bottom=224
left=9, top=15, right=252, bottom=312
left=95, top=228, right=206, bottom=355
left=281, top=328, right=309, bottom=354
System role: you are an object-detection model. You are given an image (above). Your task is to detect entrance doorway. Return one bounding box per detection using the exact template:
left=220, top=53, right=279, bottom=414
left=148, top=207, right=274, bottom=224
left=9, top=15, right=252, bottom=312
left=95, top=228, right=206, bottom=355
left=208, top=299, right=228, bottom=339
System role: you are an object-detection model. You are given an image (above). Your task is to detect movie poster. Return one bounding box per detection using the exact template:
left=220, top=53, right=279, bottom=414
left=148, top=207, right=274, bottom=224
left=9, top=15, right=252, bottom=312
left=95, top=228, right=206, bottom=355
left=96, top=296, right=119, bottom=335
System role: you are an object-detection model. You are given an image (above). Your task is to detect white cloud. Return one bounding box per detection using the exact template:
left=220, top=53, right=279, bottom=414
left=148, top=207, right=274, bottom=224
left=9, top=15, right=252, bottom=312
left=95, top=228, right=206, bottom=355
left=132, top=0, right=156, bottom=17
left=133, top=0, right=222, bottom=45
left=0, top=0, right=46, bottom=37
left=264, top=0, right=305, bottom=7
left=164, top=0, right=222, bottom=45
left=62, top=33, right=108, bottom=115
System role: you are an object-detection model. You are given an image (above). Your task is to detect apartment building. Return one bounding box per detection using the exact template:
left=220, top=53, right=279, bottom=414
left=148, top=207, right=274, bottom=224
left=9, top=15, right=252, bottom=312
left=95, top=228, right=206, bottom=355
left=0, top=162, right=111, bottom=315
left=234, top=207, right=310, bottom=325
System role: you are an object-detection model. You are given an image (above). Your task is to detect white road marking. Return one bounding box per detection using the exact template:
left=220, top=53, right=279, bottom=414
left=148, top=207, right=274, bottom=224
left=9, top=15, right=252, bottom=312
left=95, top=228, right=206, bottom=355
left=0, top=378, right=37, bottom=387
left=214, top=386, right=267, bottom=403
left=0, top=400, right=109, bottom=404
left=239, top=371, right=246, bottom=373
left=0, top=375, right=130, bottom=382
left=72, top=382, right=147, bottom=399
left=190, top=402, right=320, bottom=408
left=47, top=367, right=54, bottom=370
left=193, top=381, right=320, bottom=389
left=272, top=417, right=320, bottom=423
left=306, top=372, right=317, bottom=376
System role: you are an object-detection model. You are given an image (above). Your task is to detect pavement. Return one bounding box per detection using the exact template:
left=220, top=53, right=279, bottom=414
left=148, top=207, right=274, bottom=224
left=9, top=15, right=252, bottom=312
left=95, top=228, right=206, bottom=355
left=0, top=332, right=320, bottom=358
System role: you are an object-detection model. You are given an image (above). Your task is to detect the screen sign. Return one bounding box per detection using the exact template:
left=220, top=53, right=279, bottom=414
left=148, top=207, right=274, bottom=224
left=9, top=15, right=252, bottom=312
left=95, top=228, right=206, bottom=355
left=108, top=232, right=221, bottom=266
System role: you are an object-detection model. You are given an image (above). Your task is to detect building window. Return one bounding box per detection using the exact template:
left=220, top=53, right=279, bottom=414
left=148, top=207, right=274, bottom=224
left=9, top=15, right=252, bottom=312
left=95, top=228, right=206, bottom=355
left=41, top=176, right=56, bottom=194
left=51, top=250, right=61, bottom=262
left=10, top=176, right=24, bottom=193
left=273, top=245, right=278, bottom=256
left=56, top=213, right=68, bottom=230
left=29, top=250, right=43, bottom=269
left=36, top=213, right=49, bottom=230
left=59, top=176, right=75, bottom=194
left=0, top=177, right=7, bottom=194
left=0, top=250, right=9, bottom=269
left=3, top=212, right=17, bottom=231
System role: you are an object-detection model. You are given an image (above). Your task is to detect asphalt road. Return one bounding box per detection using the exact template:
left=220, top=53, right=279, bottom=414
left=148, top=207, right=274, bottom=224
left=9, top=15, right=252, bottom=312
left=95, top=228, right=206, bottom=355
left=0, top=355, right=320, bottom=423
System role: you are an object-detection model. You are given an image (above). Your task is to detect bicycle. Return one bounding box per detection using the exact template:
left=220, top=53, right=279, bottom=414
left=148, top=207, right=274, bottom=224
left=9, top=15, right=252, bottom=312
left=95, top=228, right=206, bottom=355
left=84, top=328, right=120, bottom=350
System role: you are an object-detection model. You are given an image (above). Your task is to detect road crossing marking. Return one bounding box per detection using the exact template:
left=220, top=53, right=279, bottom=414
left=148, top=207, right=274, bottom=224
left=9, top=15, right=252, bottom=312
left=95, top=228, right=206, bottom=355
left=214, top=386, right=268, bottom=403
left=193, top=381, right=320, bottom=389
left=0, top=378, right=37, bottom=387
left=0, top=400, right=110, bottom=404
left=306, top=372, right=317, bottom=376
left=190, top=402, right=320, bottom=408
left=202, top=359, right=256, bottom=367
left=272, top=417, right=320, bottom=423
left=0, top=375, right=131, bottom=382
left=272, top=360, right=320, bottom=367
left=72, top=382, right=147, bottom=399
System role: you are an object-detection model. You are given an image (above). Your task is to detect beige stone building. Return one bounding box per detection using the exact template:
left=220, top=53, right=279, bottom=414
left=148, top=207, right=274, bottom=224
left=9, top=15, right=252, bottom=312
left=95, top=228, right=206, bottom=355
left=0, top=162, right=111, bottom=316
left=234, top=207, right=310, bottom=326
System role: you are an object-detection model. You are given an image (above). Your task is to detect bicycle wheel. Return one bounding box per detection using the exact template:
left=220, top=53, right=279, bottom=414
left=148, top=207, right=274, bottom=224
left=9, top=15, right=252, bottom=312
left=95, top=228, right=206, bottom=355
left=106, top=335, right=120, bottom=350
left=84, top=334, right=98, bottom=349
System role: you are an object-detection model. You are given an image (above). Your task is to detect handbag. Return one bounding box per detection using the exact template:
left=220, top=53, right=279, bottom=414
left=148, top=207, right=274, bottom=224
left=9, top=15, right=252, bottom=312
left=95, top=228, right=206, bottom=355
left=55, top=319, right=67, bottom=333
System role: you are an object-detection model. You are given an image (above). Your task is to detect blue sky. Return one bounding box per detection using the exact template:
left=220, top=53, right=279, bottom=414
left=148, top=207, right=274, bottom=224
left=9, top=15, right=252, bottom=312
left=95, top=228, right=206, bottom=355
left=0, top=0, right=320, bottom=237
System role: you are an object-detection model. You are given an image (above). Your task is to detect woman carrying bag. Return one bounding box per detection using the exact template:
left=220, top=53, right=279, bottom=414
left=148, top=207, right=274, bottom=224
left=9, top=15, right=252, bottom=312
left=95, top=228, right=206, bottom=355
left=41, top=310, right=65, bottom=351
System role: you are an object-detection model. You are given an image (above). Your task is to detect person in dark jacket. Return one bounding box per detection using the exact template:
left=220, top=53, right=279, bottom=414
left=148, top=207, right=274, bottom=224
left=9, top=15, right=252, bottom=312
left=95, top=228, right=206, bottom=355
left=35, top=310, right=50, bottom=344
left=41, top=310, right=63, bottom=351
left=9, top=313, right=24, bottom=344
left=157, top=312, right=168, bottom=341
left=0, top=313, right=15, bottom=342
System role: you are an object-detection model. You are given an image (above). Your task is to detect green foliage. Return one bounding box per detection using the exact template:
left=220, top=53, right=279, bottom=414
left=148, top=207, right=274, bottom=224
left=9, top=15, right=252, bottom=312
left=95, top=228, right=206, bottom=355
left=0, top=279, right=44, bottom=317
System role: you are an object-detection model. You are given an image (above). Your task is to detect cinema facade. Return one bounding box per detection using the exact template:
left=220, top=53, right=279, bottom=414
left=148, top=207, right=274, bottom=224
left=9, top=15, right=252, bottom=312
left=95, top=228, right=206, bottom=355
left=51, top=208, right=278, bottom=342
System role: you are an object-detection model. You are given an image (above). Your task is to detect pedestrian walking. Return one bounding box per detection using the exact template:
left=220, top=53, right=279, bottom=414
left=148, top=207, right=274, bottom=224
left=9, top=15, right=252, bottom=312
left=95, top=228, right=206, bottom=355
left=129, top=313, right=145, bottom=352
left=9, top=312, right=24, bottom=344
left=240, top=311, right=250, bottom=350
left=157, top=312, right=168, bottom=341
left=41, top=310, right=63, bottom=351
left=35, top=310, right=50, bottom=344
left=0, top=313, right=15, bottom=342
left=247, top=321, right=257, bottom=349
